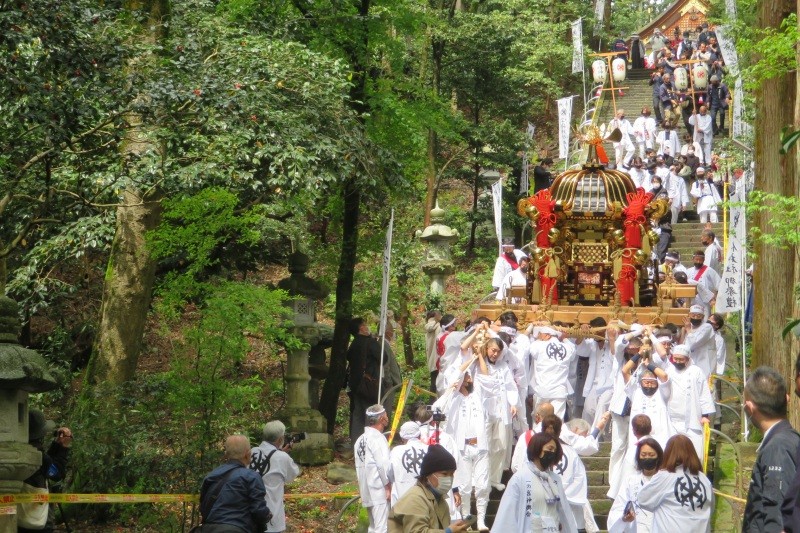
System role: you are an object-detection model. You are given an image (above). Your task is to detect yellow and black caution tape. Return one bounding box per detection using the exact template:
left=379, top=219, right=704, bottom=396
left=713, top=489, right=747, bottom=504
left=0, top=491, right=359, bottom=505
left=388, top=379, right=411, bottom=445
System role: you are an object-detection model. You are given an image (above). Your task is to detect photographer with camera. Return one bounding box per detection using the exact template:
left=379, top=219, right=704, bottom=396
left=249, top=421, right=301, bottom=533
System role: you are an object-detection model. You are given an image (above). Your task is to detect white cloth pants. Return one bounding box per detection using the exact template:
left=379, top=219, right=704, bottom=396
left=696, top=131, right=713, bottom=164
left=456, top=446, right=490, bottom=522
left=536, top=397, right=567, bottom=421
left=614, top=141, right=635, bottom=167
left=487, top=418, right=512, bottom=485
left=607, top=413, right=629, bottom=499
left=698, top=209, right=718, bottom=223
left=586, top=388, right=613, bottom=429
left=367, top=502, right=388, bottom=533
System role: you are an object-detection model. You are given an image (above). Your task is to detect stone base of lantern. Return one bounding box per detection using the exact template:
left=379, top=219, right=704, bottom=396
left=274, top=406, right=334, bottom=465
left=0, top=442, right=44, bottom=533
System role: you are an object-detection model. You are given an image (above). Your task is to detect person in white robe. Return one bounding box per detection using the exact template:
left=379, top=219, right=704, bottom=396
left=530, top=327, right=577, bottom=420
left=689, top=168, right=721, bottom=224
left=474, top=337, right=519, bottom=491
left=491, top=239, right=526, bottom=290
left=355, top=405, right=392, bottom=533
left=413, top=404, right=461, bottom=519
left=637, top=435, right=713, bottom=533
left=688, top=106, right=714, bottom=165
left=622, top=355, right=674, bottom=454
left=680, top=304, right=717, bottom=377
left=708, top=313, right=727, bottom=375
left=654, top=343, right=715, bottom=463
left=434, top=319, right=469, bottom=394
left=700, top=229, right=723, bottom=273
left=496, top=257, right=530, bottom=302
left=387, top=422, right=429, bottom=506
left=665, top=167, right=689, bottom=225
left=491, top=432, right=578, bottom=533
left=433, top=370, right=491, bottom=530
left=559, top=418, right=598, bottom=533
left=626, top=158, right=650, bottom=190
left=609, top=109, right=636, bottom=168
left=607, top=437, right=663, bottom=533
left=632, top=108, right=658, bottom=159
left=685, top=253, right=720, bottom=319
left=655, top=126, right=681, bottom=158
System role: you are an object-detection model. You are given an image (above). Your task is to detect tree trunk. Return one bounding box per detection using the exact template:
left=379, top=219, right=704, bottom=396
left=84, top=0, right=168, bottom=387
left=318, top=0, right=371, bottom=434
left=86, top=190, right=162, bottom=386
left=752, top=0, right=799, bottom=407
left=395, top=267, right=415, bottom=367
left=319, top=177, right=360, bottom=432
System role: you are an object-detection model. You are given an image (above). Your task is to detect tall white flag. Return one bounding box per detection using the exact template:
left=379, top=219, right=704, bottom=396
left=379, top=209, right=394, bottom=339
left=520, top=123, right=536, bottom=194
left=572, top=19, right=584, bottom=74
left=716, top=235, right=743, bottom=312
left=491, top=180, right=503, bottom=253
left=557, top=97, right=573, bottom=159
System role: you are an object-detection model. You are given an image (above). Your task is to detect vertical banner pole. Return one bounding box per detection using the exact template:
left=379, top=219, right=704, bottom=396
left=377, top=209, right=394, bottom=404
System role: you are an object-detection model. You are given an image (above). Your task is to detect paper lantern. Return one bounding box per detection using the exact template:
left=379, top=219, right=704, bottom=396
left=692, top=63, right=709, bottom=90
left=674, top=67, right=689, bottom=90
left=592, top=60, right=607, bottom=83
left=612, top=57, right=627, bottom=82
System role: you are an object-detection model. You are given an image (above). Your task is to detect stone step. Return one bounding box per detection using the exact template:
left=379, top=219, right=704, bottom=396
left=582, top=456, right=612, bottom=471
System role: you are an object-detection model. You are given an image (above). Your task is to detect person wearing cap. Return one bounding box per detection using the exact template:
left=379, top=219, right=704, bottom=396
left=491, top=238, right=525, bottom=291
left=388, top=421, right=429, bottom=505
left=621, top=348, right=675, bottom=456
left=681, top=304, right=717, bottom=378
left=688, top=106, right=714, bottom=168
left=425, top=310, right=443, bottom=392
left=491, top=432, right=578, bottom=533
left=686, top=250, right=721, bottom=318
left=433, top=369, right=491, bottom=529
left=388, top=445, right=470, bottom=533
left=533, top=157, right=555, bottom=193
left=249, top=421, right=301, bottom=533
left=707, top=75, right=730, bottom=136
left=355, top=404, right=392, bottom=533
left=530, top=326, right=576, bottom=420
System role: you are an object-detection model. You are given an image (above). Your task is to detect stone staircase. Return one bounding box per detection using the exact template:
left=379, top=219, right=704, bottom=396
left=483, top=441, right=613, bottom=531
left=670, top=221, right=724, bottom=269
left=595, top=68, right=655, bottom=160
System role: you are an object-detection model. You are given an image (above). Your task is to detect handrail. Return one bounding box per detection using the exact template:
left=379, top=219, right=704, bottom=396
left=707, top=427, right=744, bottom=500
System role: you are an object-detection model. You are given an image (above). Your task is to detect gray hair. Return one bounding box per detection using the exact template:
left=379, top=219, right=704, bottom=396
left=366, top=404, right=386, bottom=426
left=263, top=420, right=286, bottom=443
left=224, top=434, right=251, bottom=462
left=566, top=418, right=591, bottom=436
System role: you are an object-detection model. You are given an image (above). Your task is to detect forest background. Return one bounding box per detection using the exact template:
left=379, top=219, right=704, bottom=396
left=1, top=0, right=798, bottom=529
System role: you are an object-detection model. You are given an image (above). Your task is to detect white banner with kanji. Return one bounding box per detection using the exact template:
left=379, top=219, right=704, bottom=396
left=572, top=19, right=584, bottom=74
left=557, top=96, right=573, bottom=159
left=491, top=180, right=503, bottom=253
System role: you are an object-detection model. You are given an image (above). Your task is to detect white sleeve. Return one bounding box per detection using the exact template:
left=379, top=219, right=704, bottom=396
left=511, top=433, right=529, bottom=473
left=607, top=482, right=636, bottom=533
left=636, top=470, right=670, bottom=511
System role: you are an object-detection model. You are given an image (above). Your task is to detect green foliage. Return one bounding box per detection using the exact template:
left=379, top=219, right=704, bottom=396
left=737, top=14, right=798, bottom=91
left=745, top=192, right=800, bottom=252
left=70, top=280, right=297, bottom=522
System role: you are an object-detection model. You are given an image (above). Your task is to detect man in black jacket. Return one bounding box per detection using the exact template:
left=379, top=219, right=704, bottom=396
left=200, top=435, right=271, bottom=533
left=346, top=317, right=387, bottom=442
left=532, top=158, right=554, bottom=192
left=781, top=353, right=800, bottom=532
left=742, top=367, right=800, bottom=532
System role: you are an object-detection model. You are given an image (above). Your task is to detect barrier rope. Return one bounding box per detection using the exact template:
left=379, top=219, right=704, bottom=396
left=0, top=491, right=360, bottom=505
left=713, top=489, right=747, bottom=504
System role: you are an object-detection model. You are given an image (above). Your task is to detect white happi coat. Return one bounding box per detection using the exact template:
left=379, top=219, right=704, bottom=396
left=714, top=331, right=727, bottom=375
left=655, top=129, right=681, bottom=157
left=690, top=180, right=721, bottom=215
left=530, top=338, right=577, bottom=400
left=433, top=387, right=489, bottom=453
left=703, top=241, right=723, bottom=273
left=682, top=322, right=717, bottom=378
left=355, top=426, right=391, bottom=507
left=632, top=115, right=657, bottom=149
left=250, top=441, right=300, bottom=532
left=637, top=467, right=713, bottom=533
left=666, top=172, right=690, bottom=210
left=607, top=472, right=656, bottom=532
left=627, top=167, right=651, bottom=191
left=497, top=267, right=528, bottom=301
left=435, top=331, right=467, bottom=393
left=554, top=443, right=589, bottom=529
left=491, top=461, right=578, bottom=533
left=387, top=439, right=428, bottom=505
left=686, top=265, right=720, bottom=316
left=625, top=376, right=675, bottom=451
left=665, top=363, right=715, bottom=433
left=491, top=250, right=526, bottom=289
left=474, top=355, right=519, bottom=426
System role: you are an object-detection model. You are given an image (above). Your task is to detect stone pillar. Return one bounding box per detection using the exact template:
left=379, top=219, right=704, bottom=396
left=416, top=202, right=459, bottom=296
left=275, top=253, right=334, bottom=465
left=0, top=290, right=58, bottom=533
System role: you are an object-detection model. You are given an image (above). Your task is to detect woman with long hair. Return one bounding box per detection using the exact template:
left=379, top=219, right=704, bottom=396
left=490, top=432, right=577, bottom=533
left=637, top=434, right=713, bottom=532
left=607, top=437, right=663, bottom=532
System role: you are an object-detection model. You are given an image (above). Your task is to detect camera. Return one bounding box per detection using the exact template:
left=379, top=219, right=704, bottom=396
left=426, top=406, right=447, bottom=423
left=287, top=432, right=307, bottom=444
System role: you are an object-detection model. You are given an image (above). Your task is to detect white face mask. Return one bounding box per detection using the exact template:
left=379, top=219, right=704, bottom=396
left=433, top=474, right=453, bottom=494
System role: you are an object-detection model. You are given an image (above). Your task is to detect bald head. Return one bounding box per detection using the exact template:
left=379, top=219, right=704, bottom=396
left=535, top=402, right=555, bottom=423
left=224, top=434, right=252, bottom=465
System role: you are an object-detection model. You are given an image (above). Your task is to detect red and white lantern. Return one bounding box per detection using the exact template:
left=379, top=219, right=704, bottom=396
left=612, top=57, right=627, bottom=82
left=692, top=62, right=709, bottom=90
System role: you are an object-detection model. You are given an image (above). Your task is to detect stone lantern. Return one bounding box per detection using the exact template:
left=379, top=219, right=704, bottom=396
left=275, top=252, right=334, bottom=465
left=0, top=292, right=58, bottom=532
left=415, top=201, right=459, bottom=295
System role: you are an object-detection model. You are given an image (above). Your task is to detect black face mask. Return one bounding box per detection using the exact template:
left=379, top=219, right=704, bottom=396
left=673, top=362, right=686, bottom=371
left=540, top=451, right=558, bottom=468
left=642, top=386, right=658, bottom=397
left=640, top=457, right=659, bottom=471
left=464, top=382, right=474, bottom=393
left=693, top=262, right=704, bottom=269
left=690, top=318, right=703, bottom=327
